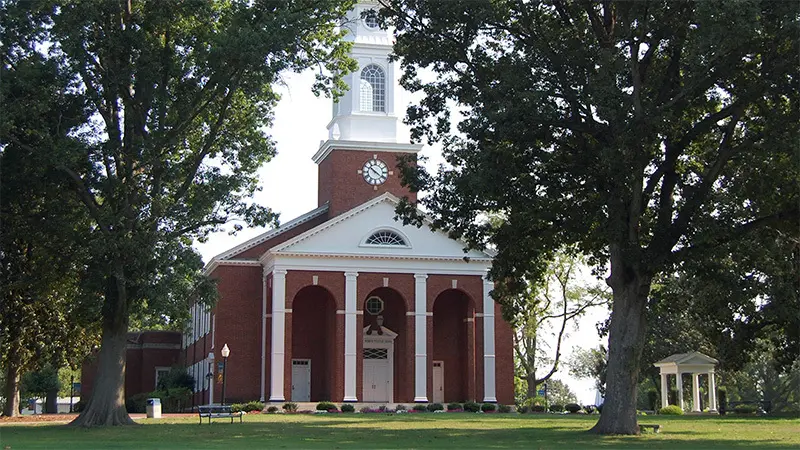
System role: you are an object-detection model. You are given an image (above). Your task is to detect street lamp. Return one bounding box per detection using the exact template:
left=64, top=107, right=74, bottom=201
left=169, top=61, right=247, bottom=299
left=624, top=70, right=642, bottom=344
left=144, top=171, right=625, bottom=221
left=221, top=344, right=230, bottom=406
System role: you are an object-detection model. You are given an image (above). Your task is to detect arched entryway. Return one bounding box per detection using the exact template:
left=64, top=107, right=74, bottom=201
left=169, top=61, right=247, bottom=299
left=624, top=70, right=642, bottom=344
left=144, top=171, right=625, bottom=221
left=291, top=286, right=336, bottom=401
left=432, top=289, right=476, bottom=403
left=361, top=287, right=408, bottom=402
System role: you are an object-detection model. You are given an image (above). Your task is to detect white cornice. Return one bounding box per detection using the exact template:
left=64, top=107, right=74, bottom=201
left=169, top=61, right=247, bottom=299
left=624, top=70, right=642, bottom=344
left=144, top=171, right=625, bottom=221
left=203, top=259, right=262, bottom=276
left=203, top=203, right=329, bottom=274
left=312, top=139, right=423, bottom=164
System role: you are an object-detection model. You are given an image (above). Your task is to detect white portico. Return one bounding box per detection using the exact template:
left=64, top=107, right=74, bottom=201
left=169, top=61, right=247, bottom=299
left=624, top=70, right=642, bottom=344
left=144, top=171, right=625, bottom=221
left=654, top=351, right=718, bottom=412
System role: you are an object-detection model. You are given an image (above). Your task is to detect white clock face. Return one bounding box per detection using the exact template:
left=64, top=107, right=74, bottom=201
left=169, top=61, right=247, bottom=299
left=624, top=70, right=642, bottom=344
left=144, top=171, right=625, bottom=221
left=362, top=159, right=388, bottom=185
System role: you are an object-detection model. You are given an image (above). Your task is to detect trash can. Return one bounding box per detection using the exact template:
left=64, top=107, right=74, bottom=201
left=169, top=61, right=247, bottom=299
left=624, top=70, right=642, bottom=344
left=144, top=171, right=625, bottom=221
left=146, top=398, right=162, bottom=419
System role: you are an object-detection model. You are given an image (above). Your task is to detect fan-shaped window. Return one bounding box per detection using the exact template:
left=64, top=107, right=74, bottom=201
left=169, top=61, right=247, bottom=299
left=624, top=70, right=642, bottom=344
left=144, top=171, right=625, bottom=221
left=360, top=64, right=385, bottom=112
left=365, top=230, right=406, bottom=246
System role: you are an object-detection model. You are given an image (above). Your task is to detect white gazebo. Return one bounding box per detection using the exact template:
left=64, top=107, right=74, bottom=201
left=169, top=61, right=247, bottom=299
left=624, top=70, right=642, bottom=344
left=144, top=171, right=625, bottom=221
left=654, top=351, right=718, bottom=412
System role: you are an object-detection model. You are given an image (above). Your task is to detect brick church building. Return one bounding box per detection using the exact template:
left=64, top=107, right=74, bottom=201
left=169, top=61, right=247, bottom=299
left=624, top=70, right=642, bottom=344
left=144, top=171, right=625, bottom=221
left=183, top=1, right=514, bottom=406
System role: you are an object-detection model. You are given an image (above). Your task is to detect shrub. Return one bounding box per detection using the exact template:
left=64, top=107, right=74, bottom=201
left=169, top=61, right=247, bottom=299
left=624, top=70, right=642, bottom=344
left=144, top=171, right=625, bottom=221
left=427, top=403, right=444, bottom=412
left=447, top=402, right=462, bottom=411
left=283, top=402, right=298, bottom=413
left=377, top=405, right=388, bottom=412
left=659, top=405, right=684, bottom=415
left=157, top=366, right=195, bottom=391
left=734, top=404, right=757, bottom=415
left=549, top=404, right=564, bottom=413
left=395, top=404, right=407, bottom=411
left=498, top=404, right=512, bottom=413
left=244, top=401, right=265, bottom=413
left=481, top=403, right=496, bottom=412
left=266, top=406, right=278, bottom=413
left=565, top=403, right=582, bottom=413
left=360, top=406, right=372, bottom=413
left=517, top=405, right=530, bottom=414
left=412, top=404, right=427, bottom=412
left=230, top=403, right=244, bottom=413
left=340, top=404, right=355, bottom=413
left=531, top=405, right=546, bottom=413
left=647, top=389, right=659, bottom=411
left=316, top=401, right=337, bottom=411
left=463, top=401, right=481, bottom=412
left=718, top=388, right=728, bottom=415
left=583, top=405, right=596, bottom=414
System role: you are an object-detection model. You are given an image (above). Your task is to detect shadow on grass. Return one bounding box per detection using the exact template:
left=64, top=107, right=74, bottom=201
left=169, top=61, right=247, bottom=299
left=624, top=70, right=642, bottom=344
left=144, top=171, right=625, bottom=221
left=0, top=415, right=798, bottom=449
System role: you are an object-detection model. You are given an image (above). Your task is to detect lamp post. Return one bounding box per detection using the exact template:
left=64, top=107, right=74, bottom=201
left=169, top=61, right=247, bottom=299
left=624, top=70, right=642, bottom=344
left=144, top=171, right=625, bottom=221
left=221, top=344, right=230, bottom=406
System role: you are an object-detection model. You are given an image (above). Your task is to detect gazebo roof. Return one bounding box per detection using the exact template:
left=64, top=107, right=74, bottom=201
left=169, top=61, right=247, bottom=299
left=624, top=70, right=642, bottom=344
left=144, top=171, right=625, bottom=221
left=654, top=351, right=718, bottom=367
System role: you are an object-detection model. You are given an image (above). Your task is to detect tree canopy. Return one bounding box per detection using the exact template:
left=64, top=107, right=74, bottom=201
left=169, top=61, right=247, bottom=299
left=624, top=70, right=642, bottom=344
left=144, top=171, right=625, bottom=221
left=382, top=0, right=798, bottom=434
left=1, top=0, right=356, bottom=426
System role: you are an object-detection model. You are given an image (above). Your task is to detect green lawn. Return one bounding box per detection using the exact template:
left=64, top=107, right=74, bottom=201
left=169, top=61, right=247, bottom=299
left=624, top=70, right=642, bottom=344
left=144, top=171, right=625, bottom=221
left=1, top=413, right=798, bottom=449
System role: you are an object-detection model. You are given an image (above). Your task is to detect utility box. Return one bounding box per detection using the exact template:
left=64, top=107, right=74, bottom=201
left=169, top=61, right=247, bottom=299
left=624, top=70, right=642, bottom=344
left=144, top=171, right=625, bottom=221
left=146, top=398, right=162, bottom=419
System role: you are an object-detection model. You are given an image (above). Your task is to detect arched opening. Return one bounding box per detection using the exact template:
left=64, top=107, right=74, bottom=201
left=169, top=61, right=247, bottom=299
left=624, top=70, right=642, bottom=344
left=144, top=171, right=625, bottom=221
left=360, top=64, right=385, bottom=112
left=362, top=287, right=407, bottom=402
left=432, top=289, right=476, bottom=403
left=291, top=286, right=336, bottom=402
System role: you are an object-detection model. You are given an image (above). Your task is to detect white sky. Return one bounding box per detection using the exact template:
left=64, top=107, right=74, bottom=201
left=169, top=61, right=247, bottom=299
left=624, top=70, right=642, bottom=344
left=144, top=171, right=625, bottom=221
left=193, top=70, right=608, bottom=405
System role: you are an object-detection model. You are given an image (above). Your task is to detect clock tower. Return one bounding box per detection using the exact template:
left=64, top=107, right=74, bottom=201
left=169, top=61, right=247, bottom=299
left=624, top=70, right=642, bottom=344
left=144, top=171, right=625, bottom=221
left=313, top=0, right=422, bottom=217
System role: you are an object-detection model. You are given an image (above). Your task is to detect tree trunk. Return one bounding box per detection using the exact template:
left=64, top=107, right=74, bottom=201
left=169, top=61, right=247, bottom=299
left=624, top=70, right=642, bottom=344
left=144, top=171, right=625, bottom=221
left=45, top=387, right=59, bottom=413
left=526, top=372, right=538, bottom=399
left=3, top=358, right=21, bottom=417
left=69, top=271, right=136, bottom=427
left=590, top=265, right=651, bottom=435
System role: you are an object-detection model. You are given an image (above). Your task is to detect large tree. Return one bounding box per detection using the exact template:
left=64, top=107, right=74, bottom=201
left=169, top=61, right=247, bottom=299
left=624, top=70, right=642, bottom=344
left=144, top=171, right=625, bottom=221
left=2, top=0, right=356, bottom=426
left=382, top=0, right=799, bottom=434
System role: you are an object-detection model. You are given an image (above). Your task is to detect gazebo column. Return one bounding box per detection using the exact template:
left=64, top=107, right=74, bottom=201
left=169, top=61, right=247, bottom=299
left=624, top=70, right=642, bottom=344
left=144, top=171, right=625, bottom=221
left=709, top=371, right=717, bottom=412
left=660, top=373, right=669, bottom=408
left=676, top=371, right=684, bottom=410
left=692, top=373, right=701, bottom=412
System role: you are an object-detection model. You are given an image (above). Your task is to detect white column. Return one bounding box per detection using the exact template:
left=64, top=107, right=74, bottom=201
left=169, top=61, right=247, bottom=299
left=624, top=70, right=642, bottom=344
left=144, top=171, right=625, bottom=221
left=692, top=373, right=701, bottom=412
left=269, top=269, right=287, bottom=402
left=660, top=373, right=669, bottom=408
left=344, top=272, right=359, bottom=402
left=676, top=371, right=684, bottom=410
left=414, top=274, right=428, bottom=402
left=260, top=268, right=268, bottom=402
left=709, top=371, right=717, bottom=412
left=482, top=276, right=497, bottom=402
left=208, top=353, right=215, bottom=405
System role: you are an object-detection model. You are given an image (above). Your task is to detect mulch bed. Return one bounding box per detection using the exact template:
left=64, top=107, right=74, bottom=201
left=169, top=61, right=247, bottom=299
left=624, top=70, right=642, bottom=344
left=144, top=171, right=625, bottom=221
left=0, top=413, right=199, bottom=423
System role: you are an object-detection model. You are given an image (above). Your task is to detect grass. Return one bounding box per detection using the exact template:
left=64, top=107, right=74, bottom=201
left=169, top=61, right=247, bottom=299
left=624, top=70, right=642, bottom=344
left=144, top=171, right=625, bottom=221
left=1, top=413, right=799, bottom=449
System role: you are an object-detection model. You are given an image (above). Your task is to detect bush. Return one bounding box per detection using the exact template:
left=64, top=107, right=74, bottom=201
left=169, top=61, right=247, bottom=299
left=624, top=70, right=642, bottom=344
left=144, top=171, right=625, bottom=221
left=517, top=405, right=530, bottom=414
left=498, top=404, right=512, bottom=413
left=447, top=402, right=462, bottom=411
left=734, top=404, right=757, bottom=415
left=340, top=404, right=355, bottom=413
left=463, top=401, right=481, bottom=412
left=583, top=405, right=596, bottom=414
left=531, top=405, right=546, bottom=413
left=316, top=401, right=337, bottom=411
left=427, top=403, right=444, bottom=412
left=549, top=404, right=564, bottom=413
left=395, top=404, right=407, bottom=411
left=283, top=402, right=298, bottom=413
left=157, top=366, right=195, bottom=391
left=243, top=401, right=265, bottom=413
left=266, top=406, right=278, bottom=413
left=659, top=405, right=684, bottom=415
left=565, top=403, right=582, bottom=413
left=412, top=404, right=427, bottom=412
left=647, top=389, right=659, bottom=411
left=230, top=403, right=244, bottom=413
left=481, top=403, right=496, bottom=412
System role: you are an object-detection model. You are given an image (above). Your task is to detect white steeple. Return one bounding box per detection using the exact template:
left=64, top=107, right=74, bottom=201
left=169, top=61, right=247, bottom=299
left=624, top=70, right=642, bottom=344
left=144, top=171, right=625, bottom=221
left=327, top=1, right=400, bottom=143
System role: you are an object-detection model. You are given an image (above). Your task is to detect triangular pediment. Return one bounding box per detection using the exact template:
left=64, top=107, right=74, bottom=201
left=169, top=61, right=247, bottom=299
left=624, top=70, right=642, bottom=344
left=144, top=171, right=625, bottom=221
left=270, top=193, right=491, bottom=261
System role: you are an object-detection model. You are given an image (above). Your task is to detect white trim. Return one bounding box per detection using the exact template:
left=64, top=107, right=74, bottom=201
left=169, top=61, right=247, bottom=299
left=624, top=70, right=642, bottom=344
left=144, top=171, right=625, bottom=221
left=154, top=366, right=171, bottom=390
left=270, top=269, right=287, bottom=402
left=482, top=277, right=497, bottom=403
left=414, top=273, right=428, bottom=403
left=312, top=139, right=422, bottom=164
left=263, top=256, right=491, bottom=277
left=344, top=272, right=359, bottom=402
left=260, top=268, right=268, bottom=402
left=362, top=325, right=397, bottom=403
left=359, top=226, right=412, bottom=249
left=204, top=204, right=329, bottom=273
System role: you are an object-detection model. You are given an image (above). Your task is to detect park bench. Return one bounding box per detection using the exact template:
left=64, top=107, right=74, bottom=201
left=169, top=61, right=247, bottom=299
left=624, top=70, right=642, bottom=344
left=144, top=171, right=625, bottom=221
left=638, top=424, right=661, bottom=433
left=197, top=405, right=243, bottom=424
